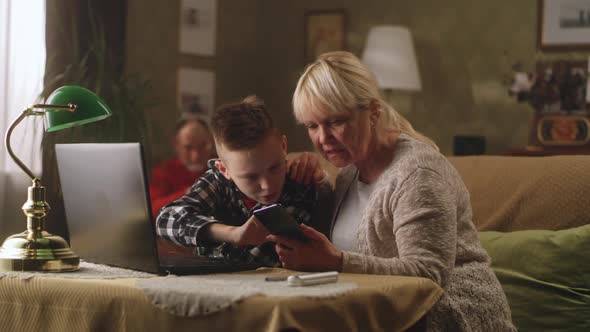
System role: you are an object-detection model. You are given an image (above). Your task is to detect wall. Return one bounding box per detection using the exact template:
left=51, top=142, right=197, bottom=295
left=255, top=0, right=589, bottom=154
left=127, top=0, right=590, bottom=159
left=126, top=0, right=263, bottom=163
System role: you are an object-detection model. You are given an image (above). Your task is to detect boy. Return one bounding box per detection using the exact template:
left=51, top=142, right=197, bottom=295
left=156, top=96, right=329, bottom=266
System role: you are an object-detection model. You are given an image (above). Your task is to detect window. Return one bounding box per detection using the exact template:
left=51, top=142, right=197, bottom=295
left=0, top=0, right=46, bottom=174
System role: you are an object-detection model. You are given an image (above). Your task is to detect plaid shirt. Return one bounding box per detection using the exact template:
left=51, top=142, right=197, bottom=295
left=156, top=160, right=323, bottom=266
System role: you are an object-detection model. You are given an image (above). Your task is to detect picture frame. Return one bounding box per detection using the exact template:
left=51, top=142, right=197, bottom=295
left=177, top=68, right=215, bottom=121
left=535, top=114, right=590, bottom=146
left=530, top=60, right=589, bottom=114
left=304, top=10, right=347, bottom=63
left=178, top=0, right=217, bottom=56
left=537, top=0, right=590, bottom=51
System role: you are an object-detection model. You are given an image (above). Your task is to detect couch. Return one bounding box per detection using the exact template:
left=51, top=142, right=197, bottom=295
left=298, top=152, right=590, bottom=331
left=448, top=155, right=590, bottom=331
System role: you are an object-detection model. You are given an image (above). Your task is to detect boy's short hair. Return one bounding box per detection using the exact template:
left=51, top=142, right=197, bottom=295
left=211, top=95, right=278, bottom=150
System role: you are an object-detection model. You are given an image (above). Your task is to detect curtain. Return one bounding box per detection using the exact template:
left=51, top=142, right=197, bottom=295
left=0, top=0, right=46, bottom=238
left=42, top=0, right=127, bottom=240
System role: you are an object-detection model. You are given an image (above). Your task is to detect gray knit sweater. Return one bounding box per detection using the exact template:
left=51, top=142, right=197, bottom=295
left=333, top=134, right=515, bottom=331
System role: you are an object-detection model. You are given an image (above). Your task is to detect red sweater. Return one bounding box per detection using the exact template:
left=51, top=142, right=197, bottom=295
left=149, top=158, right=204, bottom=218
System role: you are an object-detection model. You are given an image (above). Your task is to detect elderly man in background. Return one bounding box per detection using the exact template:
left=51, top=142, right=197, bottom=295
left=150, top=116, right=215, bottom=255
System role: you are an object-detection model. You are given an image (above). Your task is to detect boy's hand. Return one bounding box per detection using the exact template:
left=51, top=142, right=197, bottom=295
left=287, top=152, right=325, bottom=185
left=231, top=216, right=270, bottom=246
left=266, top=224, right=343, bottom=272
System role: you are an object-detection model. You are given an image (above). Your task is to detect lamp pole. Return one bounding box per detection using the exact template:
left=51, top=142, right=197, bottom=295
left=5, top=105, right=76, bottom=180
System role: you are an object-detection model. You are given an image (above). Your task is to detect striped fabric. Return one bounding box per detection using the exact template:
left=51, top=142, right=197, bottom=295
left=0, top=270, right=442, bottom=331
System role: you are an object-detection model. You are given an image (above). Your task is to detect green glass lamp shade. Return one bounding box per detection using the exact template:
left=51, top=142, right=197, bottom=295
left=45, top=86, right=112, bottom=132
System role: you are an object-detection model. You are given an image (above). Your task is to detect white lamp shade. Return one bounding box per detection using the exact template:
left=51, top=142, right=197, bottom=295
left=362, top=26, right=422, bottom=91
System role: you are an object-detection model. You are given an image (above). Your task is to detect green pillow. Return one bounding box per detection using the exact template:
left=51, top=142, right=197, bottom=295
left=479, top=224, right=590, bottom=332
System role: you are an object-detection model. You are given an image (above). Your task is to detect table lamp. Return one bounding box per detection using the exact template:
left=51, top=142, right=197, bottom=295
left=361, top=25, right=421, bottom=91
left=0, top=86, right=112, bottom=272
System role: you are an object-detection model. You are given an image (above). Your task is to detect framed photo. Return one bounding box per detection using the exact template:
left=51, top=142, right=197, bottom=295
left=304, top=10, right=347, bottom=63
left=537, top=0, right=590, bottom=50
left=530, top=60, right=589, bottom=114
left=535, top=114, right=590, bottom=146
left=178, top=0, right=217, bottom=56
left=177, top=68, right=215, bottom=121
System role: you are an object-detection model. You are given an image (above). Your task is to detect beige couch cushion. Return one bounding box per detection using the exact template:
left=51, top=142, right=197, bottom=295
left=288, top=153, right=590, bottom=232
left=448, top=155, right=590, bottom=232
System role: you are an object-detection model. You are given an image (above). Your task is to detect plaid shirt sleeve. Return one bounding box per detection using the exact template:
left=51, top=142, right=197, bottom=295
left=155, top=169, right=228, bottom=248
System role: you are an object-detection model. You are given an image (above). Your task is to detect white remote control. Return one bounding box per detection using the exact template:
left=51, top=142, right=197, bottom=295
left=287, top=271, right=338, bottom=287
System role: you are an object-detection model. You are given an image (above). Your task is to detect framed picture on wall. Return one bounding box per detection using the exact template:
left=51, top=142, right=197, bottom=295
left=534, top=114, right=590, bottom=146
left=177, top=68, right=215, bottom=121
left=304, top=10, right=347, bottom=63
left=529, top=60, right=589, bottom=114
left=178, top=0, right=217, bottom=56
left=537, top=0, right=590, bottom=50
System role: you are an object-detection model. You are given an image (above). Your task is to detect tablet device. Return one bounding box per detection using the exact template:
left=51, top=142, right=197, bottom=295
left=253, top=204, right=308, bottom=242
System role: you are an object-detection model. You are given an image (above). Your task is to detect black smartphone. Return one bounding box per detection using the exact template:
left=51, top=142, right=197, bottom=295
left=253, top=204, right=308, bottom=242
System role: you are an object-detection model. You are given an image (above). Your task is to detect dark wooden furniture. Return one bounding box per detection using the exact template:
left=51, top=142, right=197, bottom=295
left=505, top=146, right=590, bottom=156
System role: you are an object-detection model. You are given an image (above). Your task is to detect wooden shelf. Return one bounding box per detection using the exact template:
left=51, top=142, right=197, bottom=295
left=505, top=146, right=590, bottom=156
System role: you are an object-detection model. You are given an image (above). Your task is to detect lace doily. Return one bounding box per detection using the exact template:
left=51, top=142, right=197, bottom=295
left=136, top=272, right=358, bottom=316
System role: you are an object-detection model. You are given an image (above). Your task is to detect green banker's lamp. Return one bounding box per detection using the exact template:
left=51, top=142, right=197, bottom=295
left=0, top=86, right=111, bottom=272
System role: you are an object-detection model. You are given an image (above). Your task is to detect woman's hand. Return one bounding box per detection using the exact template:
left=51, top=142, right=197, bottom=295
left=231, top=216, right=270, bottom=246
left=266, top=224, right=343, bottom=271
left=287, top=152, right=326, bottom=185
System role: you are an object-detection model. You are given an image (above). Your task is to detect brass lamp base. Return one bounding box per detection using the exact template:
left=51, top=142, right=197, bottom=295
left=0, top=179, right=80, bottom=272
left=0, top=230, right=80, bottom=272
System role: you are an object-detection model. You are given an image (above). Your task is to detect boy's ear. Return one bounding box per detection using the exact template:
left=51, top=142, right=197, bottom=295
left=214, top=160, right=231, bottom=180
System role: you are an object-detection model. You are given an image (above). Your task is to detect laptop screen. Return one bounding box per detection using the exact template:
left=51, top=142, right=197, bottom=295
left=55, top=143, right=161, bottom=273
left=56, top=143, right=262, bottom=275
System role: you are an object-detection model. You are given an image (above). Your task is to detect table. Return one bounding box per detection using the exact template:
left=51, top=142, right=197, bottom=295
left=0, top=269, right=443, bottom=332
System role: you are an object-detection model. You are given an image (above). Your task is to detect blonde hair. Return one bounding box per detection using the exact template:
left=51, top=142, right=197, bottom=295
left=293, top=51, right=437, bottom=149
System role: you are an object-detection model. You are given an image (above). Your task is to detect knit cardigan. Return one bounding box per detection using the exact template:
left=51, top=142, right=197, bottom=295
left=333, top=134, right=515, bottom=331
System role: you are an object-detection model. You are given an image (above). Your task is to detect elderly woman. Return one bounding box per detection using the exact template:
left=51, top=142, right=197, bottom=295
left=267, top=51, right=515, bottom=331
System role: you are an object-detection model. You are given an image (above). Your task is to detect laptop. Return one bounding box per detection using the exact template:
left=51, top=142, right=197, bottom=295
left=55, top=143, right=261, bottom=275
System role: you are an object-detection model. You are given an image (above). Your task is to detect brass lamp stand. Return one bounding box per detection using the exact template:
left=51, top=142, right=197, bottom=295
left=0, top=86, right=112, bottom=272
